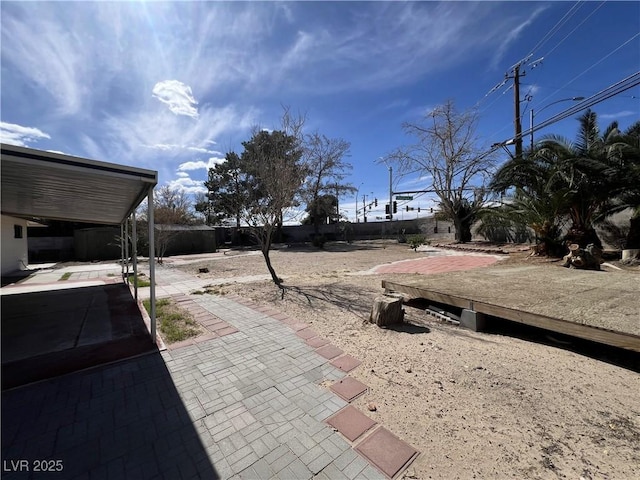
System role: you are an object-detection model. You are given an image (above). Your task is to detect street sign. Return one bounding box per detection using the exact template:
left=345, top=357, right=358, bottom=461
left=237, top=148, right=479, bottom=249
left=395, top=195, right=413, bottom=200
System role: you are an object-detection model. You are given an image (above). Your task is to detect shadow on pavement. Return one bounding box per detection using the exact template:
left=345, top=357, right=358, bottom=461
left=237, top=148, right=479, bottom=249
left=2, top=284, right=155, bottom=390
left=1, top=352, right=220, bottom=479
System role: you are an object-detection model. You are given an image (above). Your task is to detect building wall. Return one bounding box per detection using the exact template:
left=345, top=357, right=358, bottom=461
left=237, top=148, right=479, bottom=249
left=74, top=227, right=121, bottom=261
left=1, top=215, right=28, bottom=275
left=28, top=236, right=75, bottom=262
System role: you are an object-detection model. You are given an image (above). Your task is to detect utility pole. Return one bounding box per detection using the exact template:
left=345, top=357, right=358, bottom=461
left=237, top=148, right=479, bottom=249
left=504, top=54, right=542, bottom=160
left=506, top=63, right=525, bottom=160
left=513, top=64, right=523, bottom=160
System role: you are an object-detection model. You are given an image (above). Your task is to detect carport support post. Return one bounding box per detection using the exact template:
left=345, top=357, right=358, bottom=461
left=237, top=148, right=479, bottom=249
left=148, top=188, right=157, bottom=344
left=124, top=218, right=130, bottom=284
left=132, top=211, right=138, bottom=301
left=120, top=223, right=125, bottom=279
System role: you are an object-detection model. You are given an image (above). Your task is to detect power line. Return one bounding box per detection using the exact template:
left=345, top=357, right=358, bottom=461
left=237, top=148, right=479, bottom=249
left=511, top=71, right=640, bottom=144
left=525, top=1, right=585, bottom=58
left=535, top=31, right=640, bottom=107
left=540, top=1, right=605, bottom=59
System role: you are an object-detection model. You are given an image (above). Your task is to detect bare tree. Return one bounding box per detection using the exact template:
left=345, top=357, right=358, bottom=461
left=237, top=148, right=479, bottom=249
left=137, top=185, right=196, bottom=263
left=301, top=132, right=354, bottom=237
left=241, top=109, right=307, bottom=287
left=389, top=100, right=495, bottom=242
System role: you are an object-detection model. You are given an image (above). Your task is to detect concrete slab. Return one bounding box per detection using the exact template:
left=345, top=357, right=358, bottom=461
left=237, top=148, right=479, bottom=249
left=316, top=344, right=345, bottom=360
left=1, top=284, right=153, bottom=389
left=326, top=406, right=377, bottom=442
left=355, top=427, right=419, bottom=479
left=307, top=336, right=330, bottom=348
left=331, top=354, right=362, bottom=373
left=330, top=377, right=368, bottom=402
left=383, top=265, right=640, bottom=352
left=0, top=280, right=105, bottom=295
left=296, top=327, right=319, bottom=340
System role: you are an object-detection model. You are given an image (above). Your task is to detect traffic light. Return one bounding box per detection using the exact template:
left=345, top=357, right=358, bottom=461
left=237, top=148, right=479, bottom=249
left=417, top=207, right=421, bottom=213
left=406, top=205, right=409, bottom=212
left=374, top=198, right=378, bottom=207
left=430, top=208, right=433, bottom=213
left=393, top=201, right=397, bottom=214
left=385, top=204, right=390, bottom=214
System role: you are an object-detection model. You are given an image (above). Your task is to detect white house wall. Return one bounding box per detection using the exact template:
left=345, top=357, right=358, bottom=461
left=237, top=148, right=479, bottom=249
left=1, top=215, right=28, bottom=275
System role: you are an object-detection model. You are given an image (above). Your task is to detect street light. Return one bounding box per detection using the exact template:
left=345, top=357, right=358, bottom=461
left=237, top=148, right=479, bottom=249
left=530, top=96, right=585, bottom=150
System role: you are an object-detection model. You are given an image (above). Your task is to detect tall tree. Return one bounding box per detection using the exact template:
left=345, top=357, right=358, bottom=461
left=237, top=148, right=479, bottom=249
left=202, top=151, right=248, bottom=229
left=302, top=194, right=339, bottom=226
left=613, top=121, right=640, bottom=251
left=389, top=100, right=495, bottom=242
left=241, top=122, right=306, bottom=287
left=489, top=156, right=571, bottom=256
left=488, top=111, right=639, bottom=253
left=533, top=110, right=636, bottom=248
left=301, top=133, right=354, bottom=237
left=137, top=185, right=196, bottom=263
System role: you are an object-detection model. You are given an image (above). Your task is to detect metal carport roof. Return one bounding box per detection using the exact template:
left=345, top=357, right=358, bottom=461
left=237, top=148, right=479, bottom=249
left=1, top=144, right=157, bottom=224
left=1, top=143, right=159, bottom=345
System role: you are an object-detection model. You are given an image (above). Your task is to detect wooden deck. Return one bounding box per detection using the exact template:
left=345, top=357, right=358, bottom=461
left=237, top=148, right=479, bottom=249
left=382, top=265, right=640, bottom=353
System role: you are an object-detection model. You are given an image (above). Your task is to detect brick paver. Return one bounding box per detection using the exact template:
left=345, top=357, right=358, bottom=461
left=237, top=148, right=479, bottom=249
left=0, top=274, right=372, bottom=479
left=1, top=263, right=422, bottom=479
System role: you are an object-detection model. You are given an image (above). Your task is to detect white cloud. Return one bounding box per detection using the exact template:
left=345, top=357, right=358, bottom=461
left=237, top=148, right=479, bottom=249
left=1, top=12, right=85, bottom=116
left=187, top=146, right=221, bottom=154
left=398, top=174, right=434, bottom=188
left=490, top=6, right=548, bottom=69
left=176, top=172, right=189, bottom=178
left=152, top=80, right=199, bottom=118
left=167, top=175, right=207, bottom=194
left=104, top=103, right=258, bottom=168
left=600, top=110, right=636, bottom=120
left=177, top=156, right=226, bottom=171
left=0, top=122, right=50, bottom=146
left=143, top=143, right=221, bottom=155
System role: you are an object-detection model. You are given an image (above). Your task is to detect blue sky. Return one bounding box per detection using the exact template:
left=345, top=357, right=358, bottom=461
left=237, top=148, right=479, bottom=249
left=2, top=1, right=639, bottom=223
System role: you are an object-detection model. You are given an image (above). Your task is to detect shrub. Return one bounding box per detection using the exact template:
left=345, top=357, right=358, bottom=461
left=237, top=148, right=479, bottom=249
left=407, top=234, right=427, bottom=251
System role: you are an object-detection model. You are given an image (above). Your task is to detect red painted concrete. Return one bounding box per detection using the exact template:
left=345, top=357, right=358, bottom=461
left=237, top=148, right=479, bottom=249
left=374, top=255, right=498, bottom=275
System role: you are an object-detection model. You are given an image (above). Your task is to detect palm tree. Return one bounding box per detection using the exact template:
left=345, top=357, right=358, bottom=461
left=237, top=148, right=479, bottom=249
left=485, top=110, right=639, bottom=254
left=534, top=110, right=635, bottom=247
left=611, top=121, right=640, bottom=249
left=488, top=152, right=570, bottom=255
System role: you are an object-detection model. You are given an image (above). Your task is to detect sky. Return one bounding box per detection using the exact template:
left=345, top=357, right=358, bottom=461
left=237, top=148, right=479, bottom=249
left=2, top=1, right=639, bottom=223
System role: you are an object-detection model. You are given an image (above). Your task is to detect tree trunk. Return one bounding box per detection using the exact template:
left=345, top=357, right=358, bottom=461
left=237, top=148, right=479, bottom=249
left=626, top=215, right=640, bottom=249
left=453, top=216, right=472, bottom=243
left=261, top=247, right=282, bottom=286
left=561, top=243, right=603, bottom=270
left=565, top=225, right=602, bottom=249
left=369, top=294, right=404, bottom=327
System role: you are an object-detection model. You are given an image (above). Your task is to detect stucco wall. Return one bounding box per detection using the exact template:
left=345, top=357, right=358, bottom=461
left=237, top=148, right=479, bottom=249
left=1, top=215, right=28, bottom=275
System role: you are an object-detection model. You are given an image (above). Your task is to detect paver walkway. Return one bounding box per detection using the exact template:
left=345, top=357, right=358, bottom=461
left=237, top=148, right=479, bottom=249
left=3, top=248, right=500, bottom=479
left=2, top=265, right=413, bottom=479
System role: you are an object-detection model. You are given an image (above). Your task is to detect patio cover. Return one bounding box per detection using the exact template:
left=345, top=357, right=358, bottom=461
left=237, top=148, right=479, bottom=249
left=1, top=144, right=156, bottom=224
left=1, top=143, right=159, bottom=343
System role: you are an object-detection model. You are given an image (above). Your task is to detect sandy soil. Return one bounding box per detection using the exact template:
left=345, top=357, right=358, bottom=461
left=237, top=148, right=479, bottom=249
left=174, top=241, right=640, bottom=480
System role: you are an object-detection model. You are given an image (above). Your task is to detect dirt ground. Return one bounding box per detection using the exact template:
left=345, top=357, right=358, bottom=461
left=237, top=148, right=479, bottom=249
left=174, top=240, right=640, bottom=480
